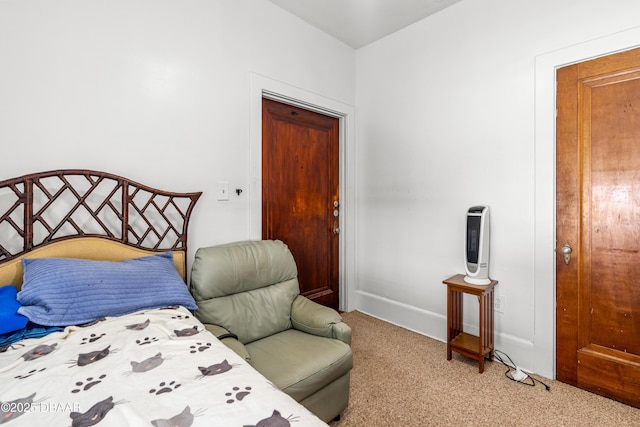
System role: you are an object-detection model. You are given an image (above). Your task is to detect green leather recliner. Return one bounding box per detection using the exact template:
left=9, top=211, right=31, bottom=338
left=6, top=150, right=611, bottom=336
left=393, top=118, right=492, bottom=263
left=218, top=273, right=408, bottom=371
left=189, top=240, right=352, bottom=423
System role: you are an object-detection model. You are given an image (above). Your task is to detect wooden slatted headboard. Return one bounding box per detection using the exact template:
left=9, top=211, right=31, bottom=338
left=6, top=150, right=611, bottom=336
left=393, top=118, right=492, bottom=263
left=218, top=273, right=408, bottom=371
left=0, top=170, right=201, bottom=283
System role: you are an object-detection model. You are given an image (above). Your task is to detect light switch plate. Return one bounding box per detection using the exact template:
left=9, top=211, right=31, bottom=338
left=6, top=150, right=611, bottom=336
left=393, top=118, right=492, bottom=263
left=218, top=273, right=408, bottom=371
left=217, top=181, right=229, bottom=201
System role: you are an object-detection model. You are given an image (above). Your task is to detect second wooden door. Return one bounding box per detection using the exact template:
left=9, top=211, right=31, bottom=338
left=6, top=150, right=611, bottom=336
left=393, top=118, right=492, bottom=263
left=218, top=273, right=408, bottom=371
left=556, top=47, right=640, bottom=408
left=262, top=98, right=340, bottom=309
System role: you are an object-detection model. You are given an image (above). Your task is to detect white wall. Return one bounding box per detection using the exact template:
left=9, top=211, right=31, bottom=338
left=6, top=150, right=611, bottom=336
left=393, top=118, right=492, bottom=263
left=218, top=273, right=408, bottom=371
left=4, top=0, right=640, bottom=381
left=0, top=0, right=355, bottom=262
left=354, top=0, right=640, bottom=378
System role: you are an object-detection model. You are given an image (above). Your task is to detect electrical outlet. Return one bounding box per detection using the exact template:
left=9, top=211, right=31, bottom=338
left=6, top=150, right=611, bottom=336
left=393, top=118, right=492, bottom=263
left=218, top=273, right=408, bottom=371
left=494, top=295, right=505, bottom=314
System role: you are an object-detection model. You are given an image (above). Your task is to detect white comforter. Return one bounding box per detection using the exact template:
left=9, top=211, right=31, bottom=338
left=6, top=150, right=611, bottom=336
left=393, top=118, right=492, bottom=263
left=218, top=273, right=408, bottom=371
left=0, top=306, right=327, bottom=426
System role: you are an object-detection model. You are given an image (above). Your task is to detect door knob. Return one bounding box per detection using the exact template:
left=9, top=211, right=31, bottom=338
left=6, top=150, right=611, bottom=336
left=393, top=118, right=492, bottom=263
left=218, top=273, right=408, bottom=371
left=561, top=243, right=572, bottom=265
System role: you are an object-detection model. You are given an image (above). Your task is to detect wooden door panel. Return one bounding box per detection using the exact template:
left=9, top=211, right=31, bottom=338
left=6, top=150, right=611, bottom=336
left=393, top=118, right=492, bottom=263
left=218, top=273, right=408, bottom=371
left=590, top=254, right=640, bottom=353
left=262, top=98, right=339, bottom=309
left=557, top=47, right=640, bottom=407
left=587, top=74, right=640, bottom=359
left=556, top=62, right=581, bottom=385
left=577, top=345, right=640, bottom=407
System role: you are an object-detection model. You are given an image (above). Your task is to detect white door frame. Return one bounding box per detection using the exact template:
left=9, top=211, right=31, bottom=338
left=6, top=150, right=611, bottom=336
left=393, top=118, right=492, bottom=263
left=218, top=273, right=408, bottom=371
left=249, top=73, right=356, bottom=311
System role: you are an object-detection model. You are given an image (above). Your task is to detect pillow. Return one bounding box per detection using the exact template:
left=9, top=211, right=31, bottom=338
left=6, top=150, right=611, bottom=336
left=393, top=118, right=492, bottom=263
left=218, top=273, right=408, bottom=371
left=17, top=252, right=197, bottom=326
left=0, top=285, right=29, bottom=334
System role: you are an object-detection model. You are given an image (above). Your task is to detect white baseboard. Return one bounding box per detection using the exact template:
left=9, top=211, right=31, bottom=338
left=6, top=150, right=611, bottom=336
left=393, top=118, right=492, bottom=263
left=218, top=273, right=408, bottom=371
left=352, top=290, right=546, bottom=377
left=353, top=290, right=447, bottom=342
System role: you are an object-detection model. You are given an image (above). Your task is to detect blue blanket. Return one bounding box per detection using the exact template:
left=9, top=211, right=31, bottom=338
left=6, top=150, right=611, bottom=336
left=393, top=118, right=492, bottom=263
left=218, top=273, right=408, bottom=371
left=0, top=323, right=64, bottom=350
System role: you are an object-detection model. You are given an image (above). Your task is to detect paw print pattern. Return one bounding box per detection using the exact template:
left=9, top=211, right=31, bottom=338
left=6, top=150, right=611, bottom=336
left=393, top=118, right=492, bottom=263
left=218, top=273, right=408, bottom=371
left=71, top=374, right=107, bottom=393
left=149, top=380, right=181, bottom=395
left=15, top=367, right=46, bottom=379
left=225, top=386, right=252, bottom=404
left=171, top=314, right=191, bottom=320
left=135, top=337, right=159, bottom=346
left=81, top=333, right=106, bottom=344
left=189, top=342, right=212, bottom=353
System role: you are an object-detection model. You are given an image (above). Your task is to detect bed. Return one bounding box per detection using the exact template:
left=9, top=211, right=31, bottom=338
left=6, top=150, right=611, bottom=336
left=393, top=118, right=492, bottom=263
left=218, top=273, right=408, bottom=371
left=0, top=170, right=328, bottom=426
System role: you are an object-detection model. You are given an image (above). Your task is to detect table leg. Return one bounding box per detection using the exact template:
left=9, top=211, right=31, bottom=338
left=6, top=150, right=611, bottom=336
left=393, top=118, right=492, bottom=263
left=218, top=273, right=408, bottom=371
left=478, top=291, right=484, bottom=373
left=446, top=287, right=452, bottom=360
left=488, top=289, right=494, bottom=361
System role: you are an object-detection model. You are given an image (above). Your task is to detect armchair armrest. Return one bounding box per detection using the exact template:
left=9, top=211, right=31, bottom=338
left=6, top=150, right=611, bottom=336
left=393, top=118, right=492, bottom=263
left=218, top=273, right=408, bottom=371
left=290, top=295, right=352, bottom=345
left=204, top=323, right=251, bottom=361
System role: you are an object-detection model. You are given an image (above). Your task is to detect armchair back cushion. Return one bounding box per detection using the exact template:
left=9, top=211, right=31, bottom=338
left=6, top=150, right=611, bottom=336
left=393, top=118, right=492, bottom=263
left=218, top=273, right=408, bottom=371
left=190, top=240, right=300, bottom=344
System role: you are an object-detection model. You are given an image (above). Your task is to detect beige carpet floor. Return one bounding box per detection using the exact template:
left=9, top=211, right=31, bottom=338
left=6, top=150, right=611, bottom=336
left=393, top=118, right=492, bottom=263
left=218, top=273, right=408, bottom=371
left=330, top=311, right=639, bottom=427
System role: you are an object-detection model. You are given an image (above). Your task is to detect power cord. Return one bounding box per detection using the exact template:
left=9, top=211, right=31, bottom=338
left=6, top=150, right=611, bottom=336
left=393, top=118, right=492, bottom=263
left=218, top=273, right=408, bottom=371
left=494, top=349, right=551, bottom=391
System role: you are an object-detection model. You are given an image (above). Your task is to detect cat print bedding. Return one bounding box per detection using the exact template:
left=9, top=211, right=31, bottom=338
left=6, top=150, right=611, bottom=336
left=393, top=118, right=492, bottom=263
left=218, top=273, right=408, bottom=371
left=0, top=306, right=328, bottom=426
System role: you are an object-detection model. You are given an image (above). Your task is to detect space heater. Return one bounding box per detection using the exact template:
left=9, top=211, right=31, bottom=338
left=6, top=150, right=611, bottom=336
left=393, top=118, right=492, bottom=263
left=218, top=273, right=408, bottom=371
left=464, top=205, right=491, bottom=285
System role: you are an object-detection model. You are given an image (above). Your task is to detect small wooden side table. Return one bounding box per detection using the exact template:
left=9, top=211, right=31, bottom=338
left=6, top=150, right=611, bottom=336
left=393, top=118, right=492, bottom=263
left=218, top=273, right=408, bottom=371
left=443, top=274, right=498, bottom=373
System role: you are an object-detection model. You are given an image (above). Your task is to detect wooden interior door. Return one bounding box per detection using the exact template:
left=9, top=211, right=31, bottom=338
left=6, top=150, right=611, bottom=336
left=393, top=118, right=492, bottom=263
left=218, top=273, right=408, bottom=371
left=556, top=47, right=640, bottom=408
left=262, top=98, right=340, bottom=309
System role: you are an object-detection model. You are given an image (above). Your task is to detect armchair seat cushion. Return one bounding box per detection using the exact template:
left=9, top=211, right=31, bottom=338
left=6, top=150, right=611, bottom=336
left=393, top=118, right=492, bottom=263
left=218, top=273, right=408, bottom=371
left=246, top=329, right=353, bottom=402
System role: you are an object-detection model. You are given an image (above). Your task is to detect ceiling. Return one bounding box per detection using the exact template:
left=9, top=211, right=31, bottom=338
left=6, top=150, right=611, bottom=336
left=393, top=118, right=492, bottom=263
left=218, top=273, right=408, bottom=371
left=269, top=0, right=463, bottom=49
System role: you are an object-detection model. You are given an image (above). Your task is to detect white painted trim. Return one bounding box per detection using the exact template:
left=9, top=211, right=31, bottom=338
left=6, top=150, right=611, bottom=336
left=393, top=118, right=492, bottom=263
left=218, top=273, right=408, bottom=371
left=534, top=26, right=640, bottom=379
left=354, top=289, right=447, bottom=341
left=249, top=73, right=357, bottom=311
left=354, top=289, right=535, bottom=363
